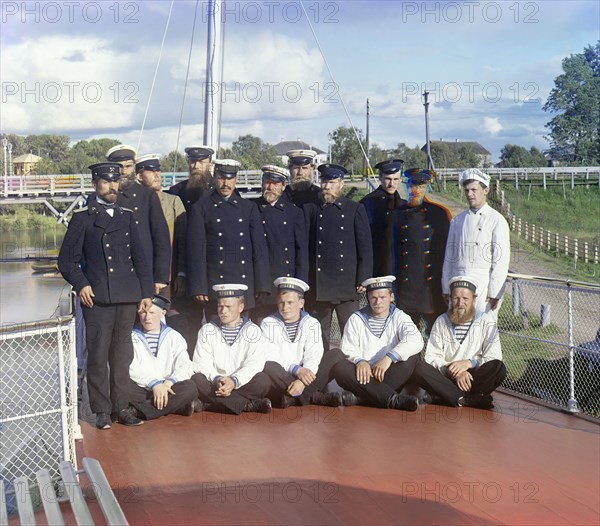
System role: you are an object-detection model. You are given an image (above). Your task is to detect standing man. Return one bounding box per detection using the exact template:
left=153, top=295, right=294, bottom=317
left=261, top=277, right=354, bottom=408
left=304, top=163, right=373, bottom=351
left=128, top=295, right=199, bottom=420
left=106, top=144, right=171, bottom=295
left=58, top=162, right=153, bottom=429
left=186, top=159, right=271, bottom=316
left=191, top=284, right=272, bottom=414
left=413, top=276, right=507, bottom=409
left=388, top=169, right=451, bottom=334
left=252, top=165, right=308, bottom=322
left=168, top=145, right=215, bottom=213
left=334, top=276, right=423, bottom=411
left=442, top=168, right=510, bottom=316
left=360, top=159, right=406, bottom=276
left=283, top=149, right=321, bottom=207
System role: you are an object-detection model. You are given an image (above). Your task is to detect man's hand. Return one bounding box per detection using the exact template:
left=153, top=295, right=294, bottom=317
left=79, top=286, right=95, bottom=308
left=447, top=359, right=472, bottom=378
left=356, top=285, right=366, bottom=294
left=194, top=294, right=209, bottom=303
left=154, top=283, right=167, bottom=295
left=487, top=297, right=500, bottom=311
left=138, top=297, right=153, bottom=313
left=296, top=367, right=316, bottom=386
left=152, top=381, right=175, bottom=410
left=287, top=379, right=306, bottom=397
left=215, top=376, right=235, bottom=397
left=255, top=291, right=269, bottom=300
left=172, top=276, right=187, bottom=296
left=372, top=356, right=392, bottom=382
left=355, top=361, right=373, bottom=385
left=455, top=371, right=473, bottom=392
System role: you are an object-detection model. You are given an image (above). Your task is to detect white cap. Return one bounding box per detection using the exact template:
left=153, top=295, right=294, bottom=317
left=261, top=165, right=289, bottom=183
left=106, top=144, right=137, bottom=161
left=286, top=149, right=317, bottom=166
left=135, top=154, right=162, bottom=172
left=362, top=275, right=396, bottom=292
left=459, top=168, right=490, bottom=187
left=213, top=159, right=241, bottom=178
left=274, top=277, right=310, bottom=295
left=448, top=275, right=477, bottom=294
left=212, top=283, right=248, bottom=297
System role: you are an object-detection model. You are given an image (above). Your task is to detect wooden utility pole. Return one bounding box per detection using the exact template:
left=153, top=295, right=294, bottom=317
left=423, top=91, right=435, bottom=171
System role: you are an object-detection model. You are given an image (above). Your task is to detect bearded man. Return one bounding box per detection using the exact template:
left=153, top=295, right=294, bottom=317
left=412, top=276, right=507, bottom=409
left=283, top=149, right=321, bottom=207
left=168, top=146, right=215, bottom=213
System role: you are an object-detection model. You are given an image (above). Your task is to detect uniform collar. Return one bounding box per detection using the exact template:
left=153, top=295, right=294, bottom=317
left=469, top=202, right=490, bottom=215
left=211, top=189, right=241, bottom=207
left=320, top=196, right=345, bottom=209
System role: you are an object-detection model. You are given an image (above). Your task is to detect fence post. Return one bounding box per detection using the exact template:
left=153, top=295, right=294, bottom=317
left=566, top=284, right=581, bottom=413
left=564, top=235, right=569, bottom=258
left=515, top=170, right=519, bottom=190
left=574, top=238, right=578, bottom=269
left=547, top=230, right=551, bottom=252
left=555, top=232, right=560, bottom=255
left=517, top=217, right=522, bottom=238
left=539, top=227, right=544, bottom=250
left=584, top=242, right=589, bottom=264
left=512, top=279, right=520, bottom=315
left=543, top=171, right=547, bottom=190
left=531, top=223, right=536, bottom=245
left=570, top=172, right=575, bottom=190
left=525, top=221, right=529, bottom=242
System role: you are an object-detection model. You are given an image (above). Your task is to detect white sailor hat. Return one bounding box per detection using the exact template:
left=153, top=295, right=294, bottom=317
left=449, top=275, right=477, bottom=294
left=261, top=165, right=289, bottom=183
left=274, top=276, right=310, bottom=295
left=459, top=168, right=490, bottom=188
left=185, top=145, right=215, bottom=160
left=135, top=153, right=162, bottom=172
left=212, top=283, right=248, bottom=298
left=287, top=149, right=317, bottom=166
left=362, top=275, right=396, bottom=292
left=106, top=144, right=137, bottom=162
left=214, top=159, right=241, bottom=179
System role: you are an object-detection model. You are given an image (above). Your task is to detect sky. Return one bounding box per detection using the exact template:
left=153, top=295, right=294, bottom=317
left=1, top=0, right=599, bottom=163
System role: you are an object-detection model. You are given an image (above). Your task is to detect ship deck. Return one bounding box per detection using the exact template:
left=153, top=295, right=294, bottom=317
left=66, top=391, right=600, bottom=526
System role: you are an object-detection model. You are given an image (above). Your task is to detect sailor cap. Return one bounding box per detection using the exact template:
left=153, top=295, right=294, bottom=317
left=261, top=165, right=289, bottom=183
left=404, top=168, right=434, bottom=185
left=274, top=277, right=310, bottom=295
left=459, top=168, right=490, bottom=188
left=106, top=144, right=137, bottom=162
left=89, top=162, right=122, bottom=181
left=151, top=294, right=171, bottom=310
left=317, top=163, right=348, bottom=180
left=135, top=154, right=162, bottom=172
left=449, top=276, right=478, bottom=294
left=185, top=145, right=215, bottom=160
left=287, top=149, right=317, bottom=166
left=375, top=159, right=404, bottom=175
left=362, top=275, right=396, bottom=292
left=212, top=283, right=248, bottom=298
left=214, top=159, right=241, bottom=179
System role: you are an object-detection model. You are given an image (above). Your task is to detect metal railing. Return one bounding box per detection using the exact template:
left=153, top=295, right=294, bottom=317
left=0, top=314, right=79, bottom=516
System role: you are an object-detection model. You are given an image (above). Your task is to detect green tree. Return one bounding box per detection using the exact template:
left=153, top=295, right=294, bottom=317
left=3, top=133, right=27, bottom=157
left=499, top=144, right=548, bottom=167
left=219, top=135, right=280, bottom=170
left=24, top=134, right=70, bottom=162
left=330, top=126, right=367, bottom=174
left=392, top=143, right=427, bottom=169
left=543, top=41, right=600, bottom=165
left=162, top=151, right=188, bottom=173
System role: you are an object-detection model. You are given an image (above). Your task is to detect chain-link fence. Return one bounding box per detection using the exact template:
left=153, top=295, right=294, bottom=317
left=0, top=315, right=78, bottom=515
left=498, top=274, right=600, bottom=417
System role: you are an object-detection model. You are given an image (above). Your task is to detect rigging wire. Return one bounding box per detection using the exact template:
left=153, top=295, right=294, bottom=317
left=172, top=0, right=201, bottom=175
left=299, top=0, right=376, bottom=179
left=136, top=0, right=175, bottom=153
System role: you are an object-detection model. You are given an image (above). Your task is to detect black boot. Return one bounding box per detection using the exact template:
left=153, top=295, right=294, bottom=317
left=95, top=413, right=112, bottom=430
left=387, top=393, right=419, bottom=412
left=458, top=394, right=494, bottom=410
left=244, top=398, right=272, bottom=414
left=117, top=406, right=144, bottom=426
left=341, top=391, right=359, bottom=406
left=309, top=392, right=343, bottom=407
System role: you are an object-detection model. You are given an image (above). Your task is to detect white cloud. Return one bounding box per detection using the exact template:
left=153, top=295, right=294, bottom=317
left=483, top=117, right=503, bottom=136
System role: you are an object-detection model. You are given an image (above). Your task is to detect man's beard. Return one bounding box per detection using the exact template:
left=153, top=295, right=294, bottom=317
left=291, top=179, right=313, bottom=191
left=449, top=305, right=476, bottom=325
left=118, top=175, right=136, bottom=191
left=321, top=191, right=338, bottom=204
left=263, top=190, right=281, bottom=204
left=187, top=171, right=211, bottom=191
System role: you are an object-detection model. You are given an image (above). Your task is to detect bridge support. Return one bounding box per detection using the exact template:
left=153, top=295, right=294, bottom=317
left=43, top=194, right=86, bottom=226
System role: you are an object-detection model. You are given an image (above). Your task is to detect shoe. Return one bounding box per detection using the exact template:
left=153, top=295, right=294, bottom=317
left=174, top=401, right=195, bottom=417
left=117, top=406, right=145, bottom=426
left=458, top=394, right=494, bottom=410
left=192, top=399, right=205, bottom=413
left=280, top=395, right=297, bottom=409
left=244, top=398, right=272, bottom=414
left=387, top=393, right=419, bottom=412
left=95, top=413, right=112, bottom=430
left=420, top=392, right=446, bottom=405
left=341, top=391, right=359, bottom=406
left=310, top=391, right=343, bottom=407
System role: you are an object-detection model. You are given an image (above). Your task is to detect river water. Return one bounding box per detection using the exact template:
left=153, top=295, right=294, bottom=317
left=0, top=227, right=70, bottom=325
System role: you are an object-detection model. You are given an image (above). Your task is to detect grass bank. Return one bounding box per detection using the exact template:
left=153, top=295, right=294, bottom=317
left=0, top=206, right=61, bottom=231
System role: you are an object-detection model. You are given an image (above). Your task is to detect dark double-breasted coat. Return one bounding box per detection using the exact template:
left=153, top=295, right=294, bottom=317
left=387, top=199, right=451, bottom=315
left=167, top=179, right=211, bottom=214
left=304, top=196, right=373, bottom=302
left=360, top=186, right=406, bottom=276
left=186, top=190, right=271, bottom=309
left=283, top=184, right=321, bottom=208
left=58, top=197, right=154, bottom=303
left=117, top=182, right=171, bottom=285
left=254, top=195, right=309, bottom=302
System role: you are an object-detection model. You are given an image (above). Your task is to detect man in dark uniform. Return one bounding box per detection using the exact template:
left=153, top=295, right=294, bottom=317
left=167, top=145, right=215, bottom=213
left=283, top=149, right=321, bottom=207
left=251, top=164, right=308, bottom=322
left=304, top=163, right=373, bottom=351
left=58, top=162, right=153, bottom=429
left=360, top=159, right=406, bottom=276
left=388, top=169, right=451, bottom=334
left=106, top=144, right=171, bottom=295
left=186, top=159, right=271, bottom=317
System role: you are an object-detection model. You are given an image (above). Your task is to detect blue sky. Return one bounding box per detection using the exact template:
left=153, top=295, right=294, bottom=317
left=1, top=0, right=598, bottom=162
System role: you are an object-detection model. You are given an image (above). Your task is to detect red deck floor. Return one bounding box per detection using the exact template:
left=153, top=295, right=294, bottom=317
left=69, top=392, right=600, bottom=526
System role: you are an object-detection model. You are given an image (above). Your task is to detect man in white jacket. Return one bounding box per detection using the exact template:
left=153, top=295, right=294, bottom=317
left=128, top=295, right=199, bottom=420
left=334, top=276, right=424, bottom=411
left=441, top=168, right=510, bottom=317
left=413, top=276, right=507, bottom=409
left=261, top=277, right=355, bottom=408
left=192, top=284, right=272, bottom=414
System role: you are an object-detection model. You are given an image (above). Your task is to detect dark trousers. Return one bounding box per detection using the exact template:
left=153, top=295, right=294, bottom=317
left=307, top=300, right=358, bottom=352
left=334, top=354, right=419, bottom=408
left=169, top=296, right=205, bottom=359
left=413, top=359, right=507, bottom=406
left=264, top=348, right=345, bottom=407
left=127, top=379, right=198, bottom=420
left=192, top=372, right=271, bottom=415
left=82, top=303, right=137, bottom=415
left=250, top=303, right=278, bottom=325
left=405, top=311, right=440, bottom=337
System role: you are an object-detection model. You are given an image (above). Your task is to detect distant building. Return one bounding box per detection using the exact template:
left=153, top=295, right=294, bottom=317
left=12, top=153, right=42, bottom=176
left=274, top=139, right=326, bottom=166
left=421, top=139, right=491, bottom=168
